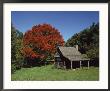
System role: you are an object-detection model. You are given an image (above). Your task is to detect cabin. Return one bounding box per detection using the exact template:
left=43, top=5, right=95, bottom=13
left=54, top=45, right=90, bottom=69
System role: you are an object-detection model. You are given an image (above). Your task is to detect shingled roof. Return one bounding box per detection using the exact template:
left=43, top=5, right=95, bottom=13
left=58, top=47, right=89, bottom=61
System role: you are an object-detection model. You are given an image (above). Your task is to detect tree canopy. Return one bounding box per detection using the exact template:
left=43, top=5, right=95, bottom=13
left=65, top=23, right=99, bottom=60
left=23, top=23, right=64, bottom=61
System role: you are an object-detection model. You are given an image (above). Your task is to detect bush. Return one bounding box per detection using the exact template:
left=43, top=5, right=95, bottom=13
left=86, top=47, right=99, bottom=60
left=11, top=64, right=16, bottom=74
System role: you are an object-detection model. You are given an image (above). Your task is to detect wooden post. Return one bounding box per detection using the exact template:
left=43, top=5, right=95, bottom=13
left=57, top=62, right=59, bottom=68
left=71, top=61, right=72, bottom=69
left=45, top=61, right=46, bottom=66
left=58, top=62, right=60, bottom=68
left=88, top=61, right=89, bottom=69
left=80, top=61, right=81, bottom=68
left=63, top=61, right=66, bottom=69
left=64, top=61, right=65, bottom=66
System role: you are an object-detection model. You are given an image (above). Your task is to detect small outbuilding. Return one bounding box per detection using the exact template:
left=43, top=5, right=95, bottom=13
left=54, top=45, right=90, bottom=69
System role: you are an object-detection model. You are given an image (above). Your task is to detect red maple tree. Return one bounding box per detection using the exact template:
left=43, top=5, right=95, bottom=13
left=23, top=24, right=64, bottom=60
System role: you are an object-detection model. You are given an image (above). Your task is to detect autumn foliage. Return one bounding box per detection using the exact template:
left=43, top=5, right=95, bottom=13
left=23, top=24, right=64, bottom=60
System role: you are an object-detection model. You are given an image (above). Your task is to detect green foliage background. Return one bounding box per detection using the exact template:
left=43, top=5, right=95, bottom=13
left=11, top=24, right=24, bottom=73
left=65, top=23, right=99, bottom=60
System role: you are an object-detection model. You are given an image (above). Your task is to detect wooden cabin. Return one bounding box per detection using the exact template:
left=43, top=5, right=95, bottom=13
left=54, top=46, right=90, bottom=69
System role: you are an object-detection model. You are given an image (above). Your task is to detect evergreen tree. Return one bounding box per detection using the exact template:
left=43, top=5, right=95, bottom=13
left=11, top=24, right=24, bottom=73
left=65, top=22, right=99, bottom=60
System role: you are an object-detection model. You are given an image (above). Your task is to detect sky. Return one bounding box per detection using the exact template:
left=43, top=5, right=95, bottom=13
left=11, top=11, right=99, bottom=41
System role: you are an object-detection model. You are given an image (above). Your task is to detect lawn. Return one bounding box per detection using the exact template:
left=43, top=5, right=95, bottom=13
left=12, top=65, right=99, bottom=81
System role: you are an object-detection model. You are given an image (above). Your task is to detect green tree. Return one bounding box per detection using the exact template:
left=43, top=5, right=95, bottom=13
left=65, top=22, right=99, bottom=60
left=11, top=24, right=24, bottom=73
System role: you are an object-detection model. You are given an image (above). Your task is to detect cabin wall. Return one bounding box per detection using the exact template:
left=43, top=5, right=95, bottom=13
left=72, top=61, right=80, bottom=68
left=60, top=57, right=80, bottom=69
left=81, top=61, right=88, bottom=67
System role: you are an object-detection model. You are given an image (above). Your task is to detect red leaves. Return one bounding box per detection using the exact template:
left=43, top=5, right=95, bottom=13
left=23, top=23, right=64, bottom=60
left=22, top=47, right=38, bottom=59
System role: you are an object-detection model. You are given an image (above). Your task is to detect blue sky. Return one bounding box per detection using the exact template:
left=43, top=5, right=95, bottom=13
left=11, top=11, right=99, bottom=41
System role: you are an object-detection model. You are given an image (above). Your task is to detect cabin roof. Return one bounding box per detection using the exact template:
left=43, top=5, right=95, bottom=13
left=58, top=47, right=89, bottom=61
left=59, top=47, right=81, bottom=56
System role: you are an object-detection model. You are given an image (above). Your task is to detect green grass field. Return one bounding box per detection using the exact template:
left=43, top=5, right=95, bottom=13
left=12, top=65, right=99, bottom=81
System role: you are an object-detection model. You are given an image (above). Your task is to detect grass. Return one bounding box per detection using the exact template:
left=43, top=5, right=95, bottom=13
left=12, top=65, right=99, bottom=81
